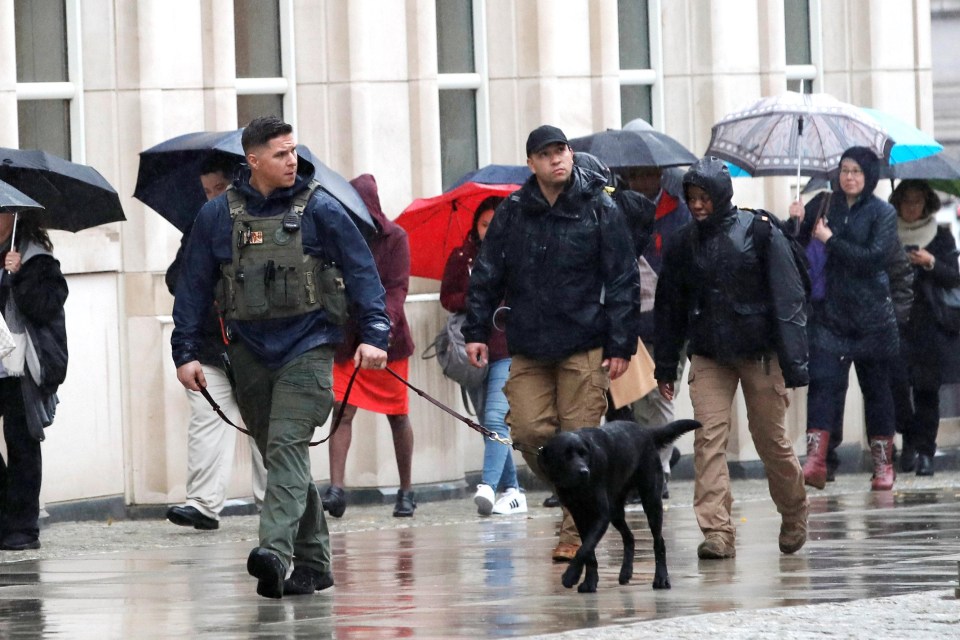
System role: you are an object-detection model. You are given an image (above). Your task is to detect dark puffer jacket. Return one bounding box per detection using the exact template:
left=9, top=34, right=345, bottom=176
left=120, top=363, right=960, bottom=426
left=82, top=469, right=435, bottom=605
left=462, top=165, right=640, bottom=362
left=654, top=157, right=809, bottom=387
left=797, top=147, right=900, bottom=359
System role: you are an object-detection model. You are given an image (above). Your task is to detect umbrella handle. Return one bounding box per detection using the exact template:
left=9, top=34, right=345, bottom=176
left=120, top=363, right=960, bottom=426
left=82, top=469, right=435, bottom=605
left=6, top=212, right=16, bottom=275
left=795, top=116, right=804, bottom=200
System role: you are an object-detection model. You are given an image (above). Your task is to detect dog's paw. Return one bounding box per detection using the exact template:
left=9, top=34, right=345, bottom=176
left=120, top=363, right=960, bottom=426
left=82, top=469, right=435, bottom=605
left=652, top=576, right=671, bottom=590
left=561, top=565, right=582, bottom=589
left=578, top=578, right=598, bottom=593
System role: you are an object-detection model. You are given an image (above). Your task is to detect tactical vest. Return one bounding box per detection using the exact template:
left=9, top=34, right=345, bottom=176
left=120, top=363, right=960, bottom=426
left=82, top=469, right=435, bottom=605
left=217, top=181, right=348, bottom=324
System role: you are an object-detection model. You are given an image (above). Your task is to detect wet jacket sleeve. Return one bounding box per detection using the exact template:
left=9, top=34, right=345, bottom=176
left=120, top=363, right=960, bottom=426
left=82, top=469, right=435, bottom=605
left=653, top=233, right=689, bottom=382
left=380, top=231, right=411, bottom=341
left=463, top=208, right=510, bottom=345
left=307, top=195, right=390, bottom=350
left=598, top=197, right=640, bottom=360
left=766, top=228, right=809, bottom=388
left=825, top=201, right=898, bottom=277
left=171, top=201, right=225, bottom=367
left=12, top=255, right=68, bottom=325
left=440, top=246, right=472, bottom=313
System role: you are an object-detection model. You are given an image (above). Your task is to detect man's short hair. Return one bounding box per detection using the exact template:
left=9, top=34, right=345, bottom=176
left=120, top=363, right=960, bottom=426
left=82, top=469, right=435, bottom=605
left=200, top=153, right=238, bottom=178
left=241, top=116, right=293, bottom=153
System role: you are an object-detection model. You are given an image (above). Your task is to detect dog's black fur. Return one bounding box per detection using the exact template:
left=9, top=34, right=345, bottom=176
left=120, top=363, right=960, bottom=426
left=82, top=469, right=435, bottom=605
left=538, top=419, right=701, bottom=593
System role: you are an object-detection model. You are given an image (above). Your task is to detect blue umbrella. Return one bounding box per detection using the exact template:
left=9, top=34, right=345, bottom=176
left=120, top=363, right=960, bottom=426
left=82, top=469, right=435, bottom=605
left=134, top=129, right=375, bottom=235
left=860, top=107, right=943, bottom=165
left=447, top=164, right=530, bottom=191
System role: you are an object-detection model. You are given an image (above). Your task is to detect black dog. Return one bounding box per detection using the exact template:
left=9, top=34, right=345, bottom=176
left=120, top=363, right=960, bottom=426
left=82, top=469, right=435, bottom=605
left=538, top=419, right=701, bottom=593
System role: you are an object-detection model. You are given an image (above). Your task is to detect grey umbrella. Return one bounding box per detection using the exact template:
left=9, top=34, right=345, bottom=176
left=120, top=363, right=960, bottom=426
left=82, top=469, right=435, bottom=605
left=569, top=128, right=698, bottom=169
left=0, top=179, right=44, bottom=213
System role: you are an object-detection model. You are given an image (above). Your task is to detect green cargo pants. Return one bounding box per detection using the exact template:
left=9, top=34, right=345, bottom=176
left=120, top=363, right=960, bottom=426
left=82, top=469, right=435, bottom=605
left=227, top=342, right=334, bottom=574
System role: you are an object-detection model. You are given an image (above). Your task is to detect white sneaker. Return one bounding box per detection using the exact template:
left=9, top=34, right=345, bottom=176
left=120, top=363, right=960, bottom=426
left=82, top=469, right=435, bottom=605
left=474, top=484, right=495, bottom=516
left=491, top=488, right=528, bottom=515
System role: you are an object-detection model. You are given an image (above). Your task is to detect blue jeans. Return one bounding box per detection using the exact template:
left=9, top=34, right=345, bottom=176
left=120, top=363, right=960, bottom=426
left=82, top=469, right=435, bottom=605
left=474, top=358, right=517, bottom=491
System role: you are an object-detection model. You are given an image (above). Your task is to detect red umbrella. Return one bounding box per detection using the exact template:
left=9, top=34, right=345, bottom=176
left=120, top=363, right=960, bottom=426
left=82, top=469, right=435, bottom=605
left=396, top=181, right=520, bottom=280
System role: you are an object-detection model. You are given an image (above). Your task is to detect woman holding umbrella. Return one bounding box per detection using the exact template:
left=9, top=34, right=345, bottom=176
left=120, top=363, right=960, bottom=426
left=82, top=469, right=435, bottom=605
left=440, top=196, right=526, bottom=516
left=789, top=147, right=900, bottom=491
left=0, top=213, right=68, bottom=550
left=888, top=180, right=960, bottom=477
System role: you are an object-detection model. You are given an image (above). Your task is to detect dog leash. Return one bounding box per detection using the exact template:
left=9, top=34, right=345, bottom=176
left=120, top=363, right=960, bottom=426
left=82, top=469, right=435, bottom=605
left=381, top=365, right=541, bottom=456
left=201, top=362, right=538, bottom=454
left=199, top=365, right=361, bottom=447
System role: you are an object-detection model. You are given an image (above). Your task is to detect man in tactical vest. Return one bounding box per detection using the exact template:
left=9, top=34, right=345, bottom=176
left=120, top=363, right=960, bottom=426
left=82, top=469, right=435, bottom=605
left=172, top=116, right=390, bottom=599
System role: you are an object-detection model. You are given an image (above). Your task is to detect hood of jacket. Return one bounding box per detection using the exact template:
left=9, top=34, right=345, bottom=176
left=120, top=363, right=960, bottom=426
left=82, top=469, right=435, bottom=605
left=682, top=156, right=734, bottom=215
left=350, top=173, right=400, bottom=239
left=837, top=146, right=881, bottom=199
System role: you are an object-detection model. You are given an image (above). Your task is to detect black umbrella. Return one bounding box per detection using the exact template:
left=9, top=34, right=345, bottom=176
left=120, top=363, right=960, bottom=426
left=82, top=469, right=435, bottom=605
left=134, top=130, right=376, bottom=235
left=568, top=128, right=698, bottom=169
left=0, top=148, right=125, bottom=232
left=0, top=178, right=44, bottom=213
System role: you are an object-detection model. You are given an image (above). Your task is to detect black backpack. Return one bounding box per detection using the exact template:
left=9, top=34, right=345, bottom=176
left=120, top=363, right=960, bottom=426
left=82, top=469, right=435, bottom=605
left=746, top=208, right=812, bottom=300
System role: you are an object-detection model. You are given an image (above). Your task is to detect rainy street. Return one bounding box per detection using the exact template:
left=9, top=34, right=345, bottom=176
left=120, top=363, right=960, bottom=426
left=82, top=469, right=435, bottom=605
left=2, top=477, right=959, bottom=639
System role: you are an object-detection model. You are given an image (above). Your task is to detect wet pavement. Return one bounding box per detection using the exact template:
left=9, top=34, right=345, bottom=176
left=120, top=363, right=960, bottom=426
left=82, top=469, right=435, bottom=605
left=2, top=478, right=960, bottom=639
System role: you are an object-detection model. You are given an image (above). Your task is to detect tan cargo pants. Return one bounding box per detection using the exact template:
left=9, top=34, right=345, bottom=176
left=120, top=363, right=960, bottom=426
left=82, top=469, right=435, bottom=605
left=687, top=354, right=807, bottom=545
left=503, top=348, right=609, bottom=546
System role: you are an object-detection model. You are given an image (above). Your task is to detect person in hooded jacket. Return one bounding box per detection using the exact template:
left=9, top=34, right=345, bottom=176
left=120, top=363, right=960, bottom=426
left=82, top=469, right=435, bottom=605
left=321, top=173, right=418, bottom=519
left=655, top=156, right=809, bottom=560
left=888, top=180, right=960, bottom=477
left=172, top=116, right=390, bottom=599
left=788, top=147, right=900, bottom=492
left=0, top=213, right=68, bottom=552
left=463, top=125, right=640, bottom=563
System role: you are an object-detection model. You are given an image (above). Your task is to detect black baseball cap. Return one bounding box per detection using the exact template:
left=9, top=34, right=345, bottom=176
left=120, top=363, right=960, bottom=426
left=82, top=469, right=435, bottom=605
left=526, top=125, right=569, bottom=156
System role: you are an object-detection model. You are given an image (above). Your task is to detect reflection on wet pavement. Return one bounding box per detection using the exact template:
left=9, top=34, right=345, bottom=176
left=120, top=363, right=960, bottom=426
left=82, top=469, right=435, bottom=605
left=1, top=488, right=959, bottom=638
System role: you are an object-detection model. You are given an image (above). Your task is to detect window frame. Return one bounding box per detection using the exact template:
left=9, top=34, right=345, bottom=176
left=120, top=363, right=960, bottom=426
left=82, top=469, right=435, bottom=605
left=784, top=0, right=823, bottom=94
left=436, top=0, right=490, bottom=175
left=234, top=0, right=297, bottom=128
left=618, top=0, right=663, bottom=127
left=14, top=0, right=85, bottom=161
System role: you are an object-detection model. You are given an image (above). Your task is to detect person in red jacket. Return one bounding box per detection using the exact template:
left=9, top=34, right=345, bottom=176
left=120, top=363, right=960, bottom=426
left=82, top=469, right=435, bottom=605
left=321, top=174, right=418, bottom=518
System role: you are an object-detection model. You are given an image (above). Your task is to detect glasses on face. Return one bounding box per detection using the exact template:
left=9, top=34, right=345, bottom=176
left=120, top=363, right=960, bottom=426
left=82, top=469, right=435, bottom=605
left=901, top=198, right=926, bottom=207
left=839, top=168, right=863, bottom=177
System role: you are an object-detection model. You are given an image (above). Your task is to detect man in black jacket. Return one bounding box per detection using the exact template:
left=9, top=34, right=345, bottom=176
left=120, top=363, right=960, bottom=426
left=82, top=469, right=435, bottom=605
left=654, top=157, right=808, bottom=560
left=464, top=125, right=640, bottom=562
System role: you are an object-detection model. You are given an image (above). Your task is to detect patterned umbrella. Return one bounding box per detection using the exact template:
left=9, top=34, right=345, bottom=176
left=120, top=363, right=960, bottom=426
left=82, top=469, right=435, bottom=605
left=706, top=92, right=895, bottom=179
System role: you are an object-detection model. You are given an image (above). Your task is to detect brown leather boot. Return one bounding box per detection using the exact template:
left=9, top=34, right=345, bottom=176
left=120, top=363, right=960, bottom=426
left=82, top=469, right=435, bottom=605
left=802, top=429, right=830, bottom=489
left=870, top=436, right=895, bottom=491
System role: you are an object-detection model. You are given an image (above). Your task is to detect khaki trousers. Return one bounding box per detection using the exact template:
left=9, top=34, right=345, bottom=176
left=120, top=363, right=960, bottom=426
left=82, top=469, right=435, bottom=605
left=503, top=348, right=609, bottom=545
left=688, top=354, right=807, bottom=543
left=183, top=364, right=267, bottom=520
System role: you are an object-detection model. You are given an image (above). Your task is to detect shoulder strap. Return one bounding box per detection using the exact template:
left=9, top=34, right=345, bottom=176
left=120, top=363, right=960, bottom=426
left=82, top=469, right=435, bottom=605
left=225, top=180, right=321, bottom=220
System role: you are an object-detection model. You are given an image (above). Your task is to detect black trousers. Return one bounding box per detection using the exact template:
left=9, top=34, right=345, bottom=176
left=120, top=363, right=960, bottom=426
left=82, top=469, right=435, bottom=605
left=890, top=365, right=941, bottom=457
left=0, top=377, right=41, bottom=541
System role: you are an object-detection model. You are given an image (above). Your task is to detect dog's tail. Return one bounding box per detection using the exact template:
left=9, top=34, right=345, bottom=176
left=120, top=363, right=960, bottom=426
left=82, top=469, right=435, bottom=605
left=651, top=419, right=701, bottom=449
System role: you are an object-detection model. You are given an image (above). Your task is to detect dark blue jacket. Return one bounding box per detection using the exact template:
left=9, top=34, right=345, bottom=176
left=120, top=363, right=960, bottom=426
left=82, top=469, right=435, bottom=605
left=463, top=165, right=640, bottom=362
left=171, top=163, right=389, bottom=370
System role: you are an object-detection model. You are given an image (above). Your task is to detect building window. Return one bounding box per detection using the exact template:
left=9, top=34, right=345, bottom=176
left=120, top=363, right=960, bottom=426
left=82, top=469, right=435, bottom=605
left=14, top=0, right=77, bottom=159
left=234, top=0, right=294, bottom=127
left=618, top=0, right=658, bottom=127
left=784, top=0, right=820, bottom=94
left=437, top=0, right=489, bottom=190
